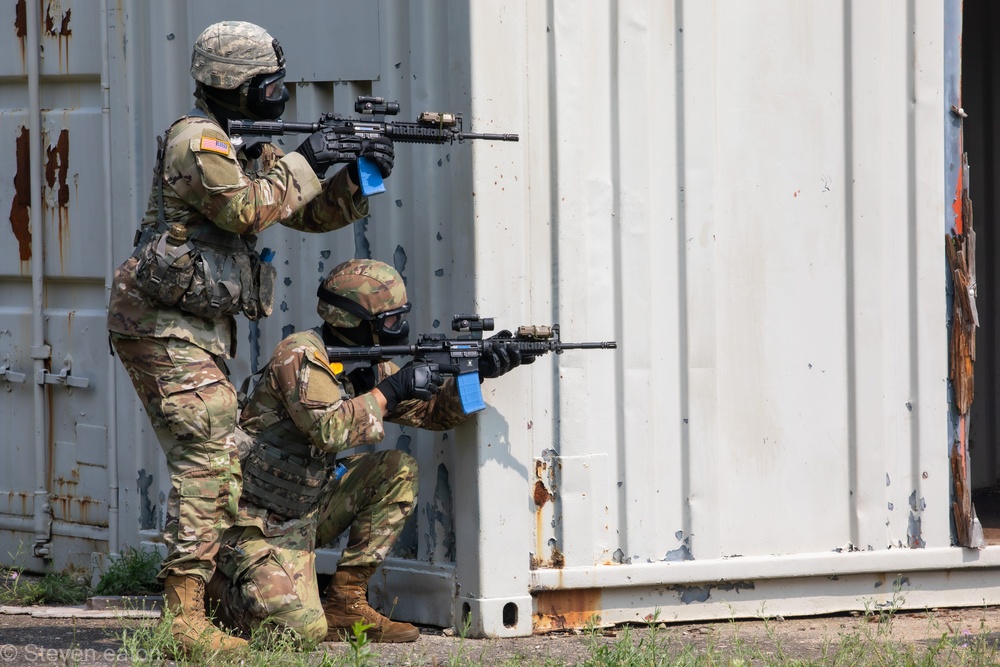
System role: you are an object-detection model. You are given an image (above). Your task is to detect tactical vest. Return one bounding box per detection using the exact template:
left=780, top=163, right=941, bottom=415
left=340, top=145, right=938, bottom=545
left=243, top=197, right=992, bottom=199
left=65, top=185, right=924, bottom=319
left=131, top=108, right=275, bottom=321
left=240, top=418, right=340, bottom=518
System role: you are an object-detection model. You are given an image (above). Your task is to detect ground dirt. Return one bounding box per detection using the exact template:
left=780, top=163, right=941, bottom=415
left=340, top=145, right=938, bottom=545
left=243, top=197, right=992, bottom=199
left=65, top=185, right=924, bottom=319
left=0, top=604, right=998, bottom=666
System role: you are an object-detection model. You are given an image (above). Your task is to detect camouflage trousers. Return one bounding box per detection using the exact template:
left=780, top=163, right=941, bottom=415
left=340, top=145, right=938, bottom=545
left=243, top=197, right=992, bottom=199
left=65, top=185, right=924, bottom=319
left=111, top=334, right=241, bottom=582
left=209, top=449, right=417, bottom=643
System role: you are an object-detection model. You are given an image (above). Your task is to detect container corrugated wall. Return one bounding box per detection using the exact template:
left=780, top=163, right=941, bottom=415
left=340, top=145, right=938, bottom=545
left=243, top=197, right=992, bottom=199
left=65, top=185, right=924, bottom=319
left=3, top=0, right=997, bottom=639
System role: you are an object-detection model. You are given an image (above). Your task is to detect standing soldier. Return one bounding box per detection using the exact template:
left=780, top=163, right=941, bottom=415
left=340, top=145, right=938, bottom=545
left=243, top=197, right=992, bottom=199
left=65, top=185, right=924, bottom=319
left=204, top=259, right=527, bottom=644
left=106, top=22, right=394, bottom=655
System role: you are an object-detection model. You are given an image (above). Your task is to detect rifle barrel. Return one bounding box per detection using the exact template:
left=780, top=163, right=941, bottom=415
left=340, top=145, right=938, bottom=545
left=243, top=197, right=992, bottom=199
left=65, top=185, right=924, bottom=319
left=557, top=342, right=618, bottom=350
left=460, top=132, right=520, bottom=142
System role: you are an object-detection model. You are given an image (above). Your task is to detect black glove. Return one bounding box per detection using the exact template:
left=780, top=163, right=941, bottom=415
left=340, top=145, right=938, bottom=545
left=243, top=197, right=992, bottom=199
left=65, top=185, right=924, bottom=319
left=376, top=360, right=446, bottom=412
left=361, top=136, right=395, bottom=178
left=479, top=330, right=533, bottom=379
left=294, top=128, right=363, bottom=177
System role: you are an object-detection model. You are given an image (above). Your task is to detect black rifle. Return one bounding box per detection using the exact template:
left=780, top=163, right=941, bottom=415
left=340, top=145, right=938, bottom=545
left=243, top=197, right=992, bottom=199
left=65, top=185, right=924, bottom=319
left=326, top=315, right=617, bottom=414
left=228, top=95, right=518, bottom=153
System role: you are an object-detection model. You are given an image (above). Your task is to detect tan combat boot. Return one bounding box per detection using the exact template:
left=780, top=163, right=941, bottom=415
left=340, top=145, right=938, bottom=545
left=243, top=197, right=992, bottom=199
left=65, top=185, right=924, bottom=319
left=323, top=566, right=419, bottom=643
left=162, top=574, right=248, bottom=656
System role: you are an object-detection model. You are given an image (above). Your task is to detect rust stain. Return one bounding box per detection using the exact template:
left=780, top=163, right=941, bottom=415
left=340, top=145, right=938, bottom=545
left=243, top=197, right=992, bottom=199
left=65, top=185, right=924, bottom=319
left=15, top=0, right=27, bottom=37
left=533, top=480, right=551, bottom=507
left=49, top=495, right=100, bottom=526
left=533, top=589, right=602, bottom=634
left=6, top=491, right=31, bottom=516
left=45, top=128, right=70, bottom=268
left=551, top=545, right=565, bottom=569
left=953, top=161, right=963, bottom=235
left=44, top=3, right=72, bottom=72
left=9, top=127, right=33, bottom=263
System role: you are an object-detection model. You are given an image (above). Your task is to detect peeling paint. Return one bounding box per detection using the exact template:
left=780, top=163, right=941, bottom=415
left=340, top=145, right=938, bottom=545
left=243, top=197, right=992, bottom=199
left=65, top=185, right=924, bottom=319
left=393, top=245, right=408, bottom=282
left=907, top=514, right=925, bottom=548
left=44, top=3, right=73, bottom=72
left=672, top=580, right=755, bottom=604
left=282, top=324, right=294, bottom=338
left=353, top=219, right=371, bottom=258
left=664, top=530, right=695, bottom=561
left=283, top=276, right=292, bottom=286
left=137, top=469, right=160, bottom=531
left=424, top=463, right=455, bottom=562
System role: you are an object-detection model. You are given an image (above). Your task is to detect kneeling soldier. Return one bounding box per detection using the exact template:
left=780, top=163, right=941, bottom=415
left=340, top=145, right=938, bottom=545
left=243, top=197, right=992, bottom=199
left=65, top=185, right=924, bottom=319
left=206, top=259, right=525, bottom=643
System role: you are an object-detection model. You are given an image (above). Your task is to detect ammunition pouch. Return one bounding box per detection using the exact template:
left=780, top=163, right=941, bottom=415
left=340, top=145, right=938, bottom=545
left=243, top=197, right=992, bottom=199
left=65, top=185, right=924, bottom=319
left=241, top=421, right=339, bottom=518
left=132, top=223, right=275, bottom=321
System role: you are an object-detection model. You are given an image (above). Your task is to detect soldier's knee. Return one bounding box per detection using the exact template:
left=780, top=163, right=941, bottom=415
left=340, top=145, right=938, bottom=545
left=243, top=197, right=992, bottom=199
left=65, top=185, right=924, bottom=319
left=296, top=615, right=328, bottom=644
left=382, top=450, right=418, bottom=498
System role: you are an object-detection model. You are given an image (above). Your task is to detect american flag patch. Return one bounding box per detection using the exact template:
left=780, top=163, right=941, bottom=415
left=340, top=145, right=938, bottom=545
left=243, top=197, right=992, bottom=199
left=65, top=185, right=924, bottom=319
left=199, top=136, right=231, bottom=155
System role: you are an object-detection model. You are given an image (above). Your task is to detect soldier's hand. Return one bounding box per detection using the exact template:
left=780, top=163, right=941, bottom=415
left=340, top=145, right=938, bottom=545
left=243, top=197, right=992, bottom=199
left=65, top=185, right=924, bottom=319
left=361, top=137, right=395, bottom=178
left=376, top=360, right=447, bottom=411
left=479, top=330, right=529, bottom=379
left=294, top=128, right=363, bottom=177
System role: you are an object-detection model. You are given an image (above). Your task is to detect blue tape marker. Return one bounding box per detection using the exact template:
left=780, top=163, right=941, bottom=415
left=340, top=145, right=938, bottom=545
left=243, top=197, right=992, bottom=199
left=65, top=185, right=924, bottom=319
left=456, top=372, right=486, bottom=414
left=357, top=156, right=386, bottom=196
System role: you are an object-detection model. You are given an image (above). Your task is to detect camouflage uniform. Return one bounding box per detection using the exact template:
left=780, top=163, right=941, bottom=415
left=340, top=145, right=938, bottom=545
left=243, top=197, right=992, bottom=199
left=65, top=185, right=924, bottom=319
left=109, top=98, right=369, bottom=583
left=207, top=326, right=467, bottom=642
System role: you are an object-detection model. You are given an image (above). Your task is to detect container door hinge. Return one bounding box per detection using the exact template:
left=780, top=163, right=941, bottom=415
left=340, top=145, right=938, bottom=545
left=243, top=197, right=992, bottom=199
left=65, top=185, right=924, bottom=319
left=0, top=358, right=27, bottom=385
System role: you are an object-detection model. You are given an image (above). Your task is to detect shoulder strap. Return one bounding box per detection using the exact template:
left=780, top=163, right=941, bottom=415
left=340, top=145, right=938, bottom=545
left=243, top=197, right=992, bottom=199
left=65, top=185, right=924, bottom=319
left=238, top=362, right=270, bottom=410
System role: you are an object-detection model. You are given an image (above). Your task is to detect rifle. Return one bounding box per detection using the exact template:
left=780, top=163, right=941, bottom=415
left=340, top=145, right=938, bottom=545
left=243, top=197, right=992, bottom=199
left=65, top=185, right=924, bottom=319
left=326, top=314, right=617, bottom=414
left=228, top=96, right=519, bottom=196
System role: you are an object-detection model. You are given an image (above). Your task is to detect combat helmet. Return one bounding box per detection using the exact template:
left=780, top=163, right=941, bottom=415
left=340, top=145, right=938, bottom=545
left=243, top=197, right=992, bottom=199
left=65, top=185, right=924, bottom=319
left=318, top=260, right=411, bottom=344
left=191, top=21, right=285, bottom=90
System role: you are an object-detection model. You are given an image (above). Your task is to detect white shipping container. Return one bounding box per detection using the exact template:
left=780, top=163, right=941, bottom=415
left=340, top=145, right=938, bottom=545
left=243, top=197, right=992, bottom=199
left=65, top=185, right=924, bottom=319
left=1, top=0, right=997, bottom=638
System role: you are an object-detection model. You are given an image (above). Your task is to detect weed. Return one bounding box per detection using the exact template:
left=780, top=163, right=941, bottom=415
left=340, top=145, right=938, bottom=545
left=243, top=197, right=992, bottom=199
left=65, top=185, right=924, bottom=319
left=95, top=547, right=163, bottom=596
left=0, top=542, right=91, bottom=605
left=346, top=620, right=376, bottom=667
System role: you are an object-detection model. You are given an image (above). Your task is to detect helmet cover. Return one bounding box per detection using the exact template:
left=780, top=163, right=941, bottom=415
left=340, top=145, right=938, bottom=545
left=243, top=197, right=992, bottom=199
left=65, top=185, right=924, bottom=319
left=318, top=259, right=408, bottom=328
left=191, top=21, right=285, bottom=90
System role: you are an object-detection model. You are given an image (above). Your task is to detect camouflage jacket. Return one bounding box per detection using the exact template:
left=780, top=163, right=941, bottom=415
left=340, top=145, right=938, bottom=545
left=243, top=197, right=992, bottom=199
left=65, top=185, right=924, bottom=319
left=107, top=100, right=369, bottom=358
left=237, top=328, right=469, bottom=535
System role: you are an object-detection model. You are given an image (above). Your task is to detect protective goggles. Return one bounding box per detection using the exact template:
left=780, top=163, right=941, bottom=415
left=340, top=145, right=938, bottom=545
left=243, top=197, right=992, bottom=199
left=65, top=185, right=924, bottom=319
left=317, top=285, right=412, bottom=337
left=246, top=68, right=289, bottom=104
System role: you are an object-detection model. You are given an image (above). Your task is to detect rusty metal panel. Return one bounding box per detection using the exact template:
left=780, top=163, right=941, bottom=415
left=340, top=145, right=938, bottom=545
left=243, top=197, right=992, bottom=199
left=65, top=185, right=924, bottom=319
left=1, top=0, right=103, bottom=78
left=0, top=0, right=110, bottom=573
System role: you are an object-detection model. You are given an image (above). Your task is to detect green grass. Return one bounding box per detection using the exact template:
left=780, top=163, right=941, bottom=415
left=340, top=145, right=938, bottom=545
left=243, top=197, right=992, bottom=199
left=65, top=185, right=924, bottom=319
left=0, top=570, right=91, bottom=605
left=94, top=546, right=163, bottom=596
left=0, top=542, right=92, bottom=605
left=101, top=605, right=1000, bottom=667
